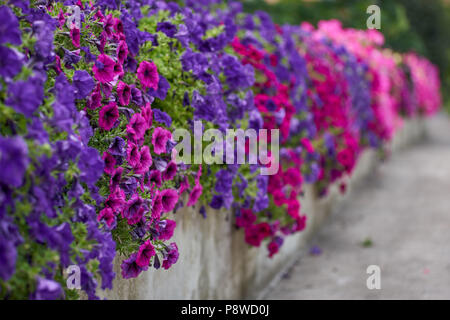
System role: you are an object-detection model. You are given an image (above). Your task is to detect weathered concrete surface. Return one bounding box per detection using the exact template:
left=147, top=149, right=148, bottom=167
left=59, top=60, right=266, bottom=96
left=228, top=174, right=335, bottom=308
left=266, top=114, right=450, bottom=300
left=100, top=116, right=428, bottom=300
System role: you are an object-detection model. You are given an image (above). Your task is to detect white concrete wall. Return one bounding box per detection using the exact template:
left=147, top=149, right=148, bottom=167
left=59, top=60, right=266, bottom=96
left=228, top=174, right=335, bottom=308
left=100, top=117, right=426, bottom=300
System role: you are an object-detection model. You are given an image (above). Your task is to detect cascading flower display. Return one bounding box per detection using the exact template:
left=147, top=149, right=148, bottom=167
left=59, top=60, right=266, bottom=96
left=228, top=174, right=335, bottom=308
left=0, top=0, right=441, bottom=300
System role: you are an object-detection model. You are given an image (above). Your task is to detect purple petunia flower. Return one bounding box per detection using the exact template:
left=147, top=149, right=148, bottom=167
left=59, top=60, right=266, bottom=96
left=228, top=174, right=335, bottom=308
left=108, top=136, right=126, bottom=157
left=121, top=253, right=147, bottom=279
left=70, top=27, right=80, bottom=48
left=156, top=21, right=178, bottom=38
left=31, top=277, right=63, bottom=300
left=0, top=6, right=22, bottom=45
left=6, top=77, right=44, bottom=118
left=0, top=136, right=29, bottom=188
left=73, top=70, right=95, bottom=100
left=117, top=40, right=128, bottom=64
left=127, top=113, right=147, bottom=141
left=126, top=142, right=140, bottom=168
left=162, top=243, right=179, bottom=270
left=153, top=108, right=172, bottom=128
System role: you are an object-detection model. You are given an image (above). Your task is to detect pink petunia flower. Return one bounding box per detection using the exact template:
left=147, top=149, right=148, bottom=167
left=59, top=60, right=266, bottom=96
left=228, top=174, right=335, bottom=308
left=148, top=170, right=162, bottom=188
left=186, top=184, right=203, bottom=207
left=135, top=146, right=152, bottom=175
left=104, top=187, right=125, bottom=213
left=162, top=161, right=177, bottom=181
left=86, top=85, right=102, bottom=110
left=158, top=220, right=176, bottom=241
left=117, top=81, right=131, bottom=106
left=141, top=103, right=153, bottom=128
left=151, top=127, right=171, bottom=155
left=160, top=189, right=179, bottom=213
left=127, top=143, right=140, bottom=168
left=98, top=102, right=119, bottom=131
left=97, top=207, right=115, bottom=228
left=235, top=209, right=256, bottom=229
left=114, top=61, right=124, bottom=78
left=151, top=192, right=163, bottom=220
left=70, top=27, right=80, bottom=48
left=136, top=240, right=155, bottom=268
left=137, top=61, right=159, bottom=91
left=102, top=151, right=116, bottom=175
left=127, top=113, right=148, bottom=142
left=110, top=167, right=123, bottom=191
left=93, top=54, right=115, bottom=83
left=116, top=40, right=128, bottom=64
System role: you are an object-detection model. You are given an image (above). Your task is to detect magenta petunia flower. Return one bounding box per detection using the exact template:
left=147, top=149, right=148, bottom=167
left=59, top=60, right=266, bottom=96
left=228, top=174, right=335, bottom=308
left=86, top=84, right=102, bottom=109
left=114, top=18, right=124, bottom=35
left=117, top=81, right=131, bottom=106
left=97, top=207, right=115, bottom=228
left=127, top=142, right=140, bottom=168
left=135, top=145, right=152, bottom=174
left=162, top=161, right=177, bottom=181
left=141, top=103, right=153, bottom=128
left=137, top=61, right=159, bottom=91
left=114, top=61, right=124, bottom=78
left=110, top=167, right=123, bottom=191
left=70, top=27, right=80, bottom=48
left=151, top=193, right=163, bottom=220
left=186, top=184, right=203, bottom=207
left=151, top=127, right=171, bottom=155
left=162, top=243, right=179, bottom=270
left=102, top=151, right=116, bottom=175
left=98, top=102, right=119, bottom=131
left=160, top=189, right=179, bottom=213
left=148, top=170, right=162, bottom=188
left=136, top=240, right=155, bottom=267
left=121, top=253, right=147, bottom=279
left=116, top=40, right=128, bottom=64
left=123, top=193, right=144, bottom=221
left=92, top=54, right=115, bottom=83
left=127, top=113, right=147, bottom=142
left=105, top=187, right=125, bottom=213
left=158, top=220, right=176, bottom=241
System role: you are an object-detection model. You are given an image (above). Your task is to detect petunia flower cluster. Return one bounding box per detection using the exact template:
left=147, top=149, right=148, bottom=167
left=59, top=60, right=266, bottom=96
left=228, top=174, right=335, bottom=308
left=0, top=0, right=441, bottom=300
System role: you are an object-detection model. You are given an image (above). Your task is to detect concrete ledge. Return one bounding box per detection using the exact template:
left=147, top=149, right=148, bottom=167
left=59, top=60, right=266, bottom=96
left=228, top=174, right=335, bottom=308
left=100, top=117, right=427, bottom=300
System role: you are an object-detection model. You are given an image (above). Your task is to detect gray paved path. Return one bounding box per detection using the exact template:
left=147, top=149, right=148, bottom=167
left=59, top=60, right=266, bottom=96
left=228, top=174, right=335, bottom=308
left=266, top=114, right=450, bottom=299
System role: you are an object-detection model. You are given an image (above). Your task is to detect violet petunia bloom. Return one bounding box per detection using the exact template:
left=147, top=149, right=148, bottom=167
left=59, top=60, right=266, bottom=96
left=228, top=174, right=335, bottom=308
left=6, top=77, right=43, bottom=118
left=136, top=240, right=155, bottom=267
left=162, top=161, right=177, bottom=181
left=117, top=81, right=131, bottom=106
left=151, top=127, right=171, bottom=155
left=92, top=54, right=115, bottom=83
left=152, top=108, right=172, bottom=128
left=160, top=189, right=179, bottom=213
left=0, top=6, right=21, bottom=45
left=156, top=21, right=177, bottom=38
left=137, top=60, right=159, bottom=91
left=73, top=70, right=95, bottom=100
left=162, top=243, right=179, bottom=270
left=123, top=194, right=144, bottom=220
left=121, top=253, right=147, bottom=279
left=0, top=46, right=22, bottom=79
left=0, top=136, right=29, bottom=188
left=108, top=136, right=126, bottom=157
left=31, top=277, right=63, bottom=300
left=98, top=102, right=119, bottom=131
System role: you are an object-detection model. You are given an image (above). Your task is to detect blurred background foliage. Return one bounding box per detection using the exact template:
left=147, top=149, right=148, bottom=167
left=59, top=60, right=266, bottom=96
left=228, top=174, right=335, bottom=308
left=240, top=0, right=450, bottom=110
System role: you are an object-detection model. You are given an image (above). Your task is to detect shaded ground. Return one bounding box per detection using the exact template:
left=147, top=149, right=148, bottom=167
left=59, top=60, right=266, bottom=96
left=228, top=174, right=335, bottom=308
left=266, top=114, right=450, bottom=299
